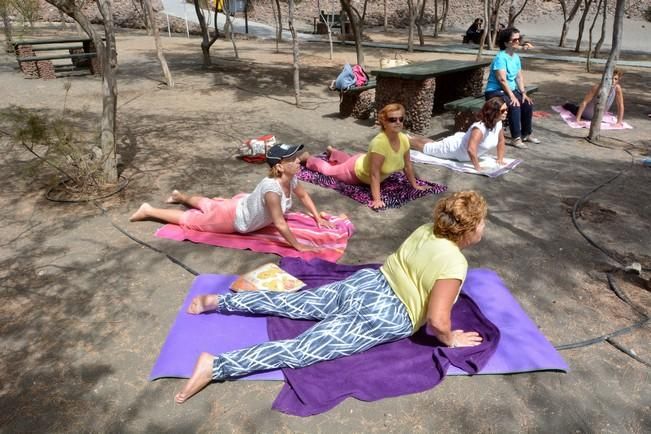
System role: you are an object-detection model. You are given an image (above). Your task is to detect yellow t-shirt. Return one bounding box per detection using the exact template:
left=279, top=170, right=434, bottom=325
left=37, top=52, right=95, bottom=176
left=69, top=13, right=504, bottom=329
left=380, top=223, right=468, bottom=331
left=354, top=131, right=409, bottom=185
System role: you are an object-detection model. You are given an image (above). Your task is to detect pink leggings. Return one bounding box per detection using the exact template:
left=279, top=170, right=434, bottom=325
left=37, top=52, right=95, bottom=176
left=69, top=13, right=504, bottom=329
left=306, top=149, right=363, bottom=185
left=179, top=195, right=244, bottom=233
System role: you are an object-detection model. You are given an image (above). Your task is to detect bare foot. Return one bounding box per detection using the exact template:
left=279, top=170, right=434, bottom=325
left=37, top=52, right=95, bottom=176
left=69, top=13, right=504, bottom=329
left=175, top=352, right=215, bottom=404
left=298, top=151, right=310, bottom=164
left=187, top=295, right=219, bottom=314
left=165, top=190, right=183, bottom=204
left=129, top=203, right=152, bottom=222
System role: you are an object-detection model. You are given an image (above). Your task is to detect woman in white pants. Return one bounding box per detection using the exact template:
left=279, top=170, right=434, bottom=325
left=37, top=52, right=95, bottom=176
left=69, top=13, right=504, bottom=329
left=410, top=97, right=508, bottom=172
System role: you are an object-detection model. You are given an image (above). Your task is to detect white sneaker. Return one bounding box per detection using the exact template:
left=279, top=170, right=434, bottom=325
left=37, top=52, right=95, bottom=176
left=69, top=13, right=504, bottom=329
left=523, top=135, right=540, bottom=144
left=511, top=138, right=528, bottom=149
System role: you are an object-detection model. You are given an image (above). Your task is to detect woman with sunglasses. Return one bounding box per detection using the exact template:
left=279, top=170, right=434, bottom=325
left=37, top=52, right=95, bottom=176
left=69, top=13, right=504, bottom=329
left=130, top=144, right=333, bottom=252
left=301, top=103, right=426, bottom=209
left=175, top=190, right=488, bottom=404
left=409, top=97, right=507, bottom=173
left=484, top=27, right=539, bottom=149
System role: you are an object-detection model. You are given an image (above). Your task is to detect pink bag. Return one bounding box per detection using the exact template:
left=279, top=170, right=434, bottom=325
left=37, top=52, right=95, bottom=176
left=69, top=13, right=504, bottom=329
left=352, top=64, right=369, bottom=87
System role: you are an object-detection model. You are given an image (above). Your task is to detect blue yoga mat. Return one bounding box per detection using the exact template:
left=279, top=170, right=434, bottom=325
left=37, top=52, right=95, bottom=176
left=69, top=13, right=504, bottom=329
left=150, top=268, right=567, bottom=381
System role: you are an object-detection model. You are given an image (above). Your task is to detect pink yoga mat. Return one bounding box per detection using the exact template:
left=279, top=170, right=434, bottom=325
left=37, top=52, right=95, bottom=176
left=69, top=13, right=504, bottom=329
left=551, top=105, right=632, bottom=129
left=155, top=212, right=355, bottom=262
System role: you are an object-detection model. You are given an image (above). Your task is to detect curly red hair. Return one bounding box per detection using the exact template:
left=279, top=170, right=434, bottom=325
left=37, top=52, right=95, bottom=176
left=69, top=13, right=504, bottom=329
left=433, top=191, right=487, bottom=243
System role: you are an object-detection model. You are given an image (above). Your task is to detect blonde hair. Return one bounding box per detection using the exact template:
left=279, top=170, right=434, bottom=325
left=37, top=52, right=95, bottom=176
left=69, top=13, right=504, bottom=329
left=433, top=191, right=488, bottom=243
left=613, top=68, right=624, bottom=79
left=378, top=103, right=405, bottom=131
left=268, top=164, right=282, bottom=178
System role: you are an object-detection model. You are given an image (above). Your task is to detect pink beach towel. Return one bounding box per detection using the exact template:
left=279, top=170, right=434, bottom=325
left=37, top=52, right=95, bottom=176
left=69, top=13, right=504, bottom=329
left=155, top=212, right=355, bottom=262
left=551, top=105, right=632, bottom=129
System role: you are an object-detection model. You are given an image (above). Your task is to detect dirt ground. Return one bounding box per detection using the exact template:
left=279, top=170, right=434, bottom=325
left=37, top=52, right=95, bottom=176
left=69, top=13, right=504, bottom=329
left=1, top=26, right=650, bottom=432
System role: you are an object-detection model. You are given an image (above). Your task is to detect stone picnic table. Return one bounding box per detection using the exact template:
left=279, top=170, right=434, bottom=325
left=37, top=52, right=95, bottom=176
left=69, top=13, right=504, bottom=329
left=370, top=59, right=491, bottom=133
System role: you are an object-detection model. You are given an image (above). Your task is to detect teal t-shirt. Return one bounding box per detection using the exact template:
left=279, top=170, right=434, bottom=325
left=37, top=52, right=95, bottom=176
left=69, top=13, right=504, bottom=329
left=485, top=51, right=521, bottom=92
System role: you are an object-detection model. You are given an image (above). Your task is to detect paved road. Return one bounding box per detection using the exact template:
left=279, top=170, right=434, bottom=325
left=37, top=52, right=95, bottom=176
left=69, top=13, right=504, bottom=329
left=160, top=0, right=318, bottom=41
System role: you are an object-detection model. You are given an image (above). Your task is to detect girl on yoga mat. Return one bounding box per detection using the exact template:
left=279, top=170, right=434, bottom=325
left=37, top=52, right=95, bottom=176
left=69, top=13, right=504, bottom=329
left=299, top=103, right=428, bottom=210
left=175, top=191, right=488, bottom=404
left=562, top=69, right=625, bottom=127
left=129, top=144, right=333, bottom=253
left=409, top=97, right=508, bottom=172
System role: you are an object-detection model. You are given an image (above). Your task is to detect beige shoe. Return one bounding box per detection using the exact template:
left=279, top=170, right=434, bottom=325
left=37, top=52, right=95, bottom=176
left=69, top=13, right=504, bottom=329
left=511, top=137, right=528, bottom=149
left=523, top=135, right=541, bottom=144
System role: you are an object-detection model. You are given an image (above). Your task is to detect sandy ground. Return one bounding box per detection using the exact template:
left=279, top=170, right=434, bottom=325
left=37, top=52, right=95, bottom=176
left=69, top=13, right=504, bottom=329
left=1, top=26, right=650, bottom=432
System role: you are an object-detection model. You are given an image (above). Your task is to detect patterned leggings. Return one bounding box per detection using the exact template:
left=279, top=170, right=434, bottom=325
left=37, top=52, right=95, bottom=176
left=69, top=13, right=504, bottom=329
left=212, top=268, right=413, bottom=380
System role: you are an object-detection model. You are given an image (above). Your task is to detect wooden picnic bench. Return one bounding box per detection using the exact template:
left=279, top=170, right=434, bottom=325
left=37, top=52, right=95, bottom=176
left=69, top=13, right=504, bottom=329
left=444, top=84, right=540, bottom=131
left=337, top=79, right=377, bottom=119
left=13, top=37, right=99, bottom=79
left=370, top=59, right=491, bottom=133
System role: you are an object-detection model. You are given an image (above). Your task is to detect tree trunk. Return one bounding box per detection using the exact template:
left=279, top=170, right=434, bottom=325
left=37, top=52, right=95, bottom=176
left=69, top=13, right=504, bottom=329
left=477, top=0, right=491, bottom=59
left=406, top=0, right=416, bottom=51
left=416, top=0, right=427, bottom=46
left=383, top=0, right=387, bottom=31
left=439, top=0, right=449, bottom=32
left=489, top=0, right=504, bottom=47
left=594, top=0, right=607, bottom=56
left=288, top=0, right=300, bottom=107
left=585, top=0, right=602, bottom=72
left=588, top=0, right=624, bottom=142
left=222, top=0, right=239, bottom=58
left=507, top=0, right=529, bottom=27
left=0, top=3, right=13, bottom=52
left=193, top=0, right=219, bottom=66
left=559, top=0, right=581, bottom=47
left=574, top=0, right=594, bottom=52
left=274, top=0, right=282, bottom=45
left=143, top=0, right=174, bottom=87
left=96, top=0, right=118, bottom=184
left=433, top=0, right=439, bottom=37
left=340, top=0, right=367, bottom=68
left=44, top=0, right=119, bottom=184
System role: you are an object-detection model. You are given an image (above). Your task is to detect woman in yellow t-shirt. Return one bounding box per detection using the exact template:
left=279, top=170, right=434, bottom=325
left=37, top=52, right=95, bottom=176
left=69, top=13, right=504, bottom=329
left=300, top=103, right=427, bottom=209
left=175, top=191, right=487, bottom=404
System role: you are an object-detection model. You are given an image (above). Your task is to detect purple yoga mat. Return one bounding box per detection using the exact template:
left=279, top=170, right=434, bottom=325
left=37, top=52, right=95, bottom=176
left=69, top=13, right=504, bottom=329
left=149, top=274, right=283, bottom=381
left=270, top=259, right=501, bottom=416
left=150, top=262, right=568, bottom=386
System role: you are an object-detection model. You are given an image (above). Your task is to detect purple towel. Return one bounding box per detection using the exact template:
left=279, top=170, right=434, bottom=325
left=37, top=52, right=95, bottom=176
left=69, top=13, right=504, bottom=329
left=269, top=258, right=501, bottom=416
left=297, top=163, right=446, bottom=210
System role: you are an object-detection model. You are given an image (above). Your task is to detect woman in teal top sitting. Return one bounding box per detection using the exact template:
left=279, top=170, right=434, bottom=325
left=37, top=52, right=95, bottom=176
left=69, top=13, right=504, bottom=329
left=175, top=191, right=487, bottom=404
left=301, top=103, right=426, bottom=209
left=484, top=27, right=539, bottom=149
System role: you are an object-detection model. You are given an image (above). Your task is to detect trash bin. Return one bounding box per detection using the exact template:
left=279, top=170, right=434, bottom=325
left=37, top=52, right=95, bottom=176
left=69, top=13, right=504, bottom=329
left=228, top=0, right=245, bottom=12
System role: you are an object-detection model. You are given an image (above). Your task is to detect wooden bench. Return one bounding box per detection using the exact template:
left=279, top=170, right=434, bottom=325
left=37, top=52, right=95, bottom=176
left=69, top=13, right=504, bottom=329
left=313, top=11, right=350, bottom=35
left=13, top=37, right=99, bottom=79
left=337, top=79, right=377, bottom=120
left=444, top=85, right=539, bottom=131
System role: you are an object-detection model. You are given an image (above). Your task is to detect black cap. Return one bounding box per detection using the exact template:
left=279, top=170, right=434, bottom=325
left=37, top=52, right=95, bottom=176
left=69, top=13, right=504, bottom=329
left=266, top=143, right=304, bottom=167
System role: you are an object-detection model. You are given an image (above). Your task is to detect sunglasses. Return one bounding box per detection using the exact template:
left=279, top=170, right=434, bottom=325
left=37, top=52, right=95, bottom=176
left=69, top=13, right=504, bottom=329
left=387, top=116, right=405, bottom=123
left=510, top=37, right=522, bottom=43
left=500, top=108, right=508, bottom=113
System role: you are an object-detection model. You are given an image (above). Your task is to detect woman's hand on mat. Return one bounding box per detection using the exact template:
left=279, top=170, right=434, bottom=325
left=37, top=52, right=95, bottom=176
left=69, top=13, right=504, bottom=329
left=496, top=158, right=505, bottom=166
left=315, top=216, right=335, bottom=229
left=370, top=199, right=386, bottom=209
left=450, top=330, right=483, bottom=347
left=412, top=184, right=429, bottom=191
left=614, top=121, right=624, bottom=128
